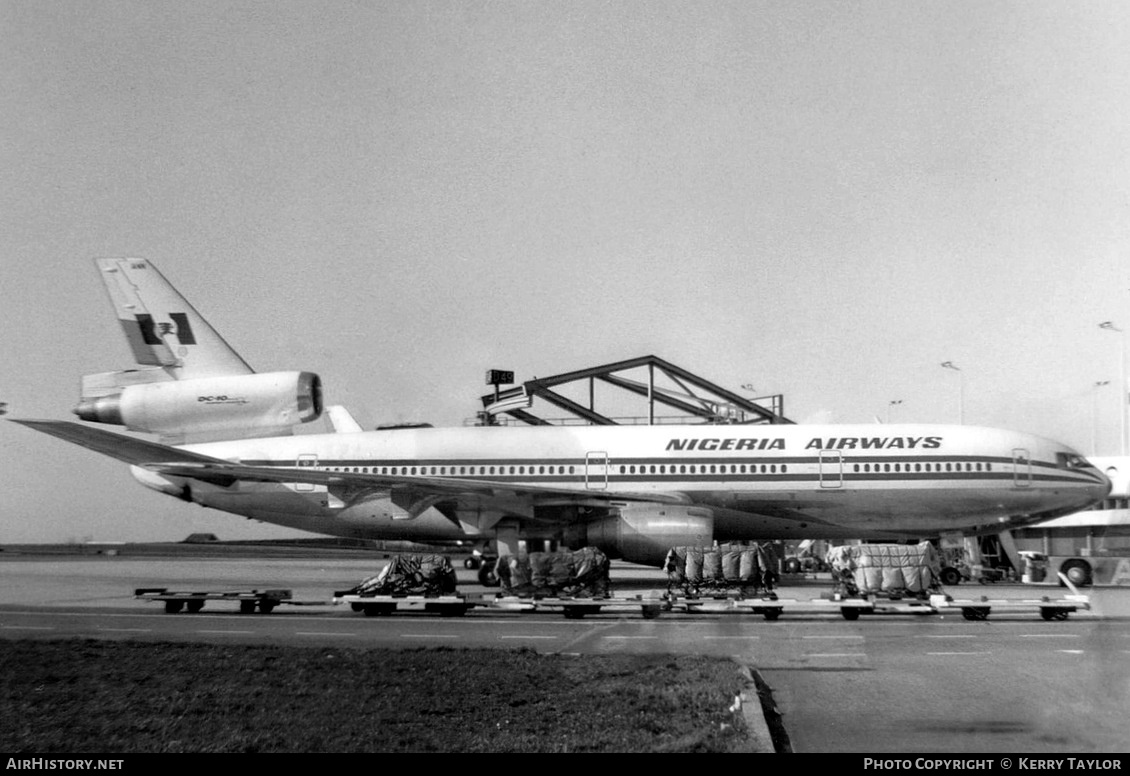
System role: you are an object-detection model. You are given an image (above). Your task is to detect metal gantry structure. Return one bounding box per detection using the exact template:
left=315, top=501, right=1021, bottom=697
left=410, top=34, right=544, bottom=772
left=478, top=355, right=791, bottom=427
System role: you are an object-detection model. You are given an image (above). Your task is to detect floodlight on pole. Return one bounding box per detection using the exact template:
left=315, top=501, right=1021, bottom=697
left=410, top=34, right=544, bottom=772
left=940, top=362, right=964, bottom=425
left=1099, top=322, right=1128, bottom=455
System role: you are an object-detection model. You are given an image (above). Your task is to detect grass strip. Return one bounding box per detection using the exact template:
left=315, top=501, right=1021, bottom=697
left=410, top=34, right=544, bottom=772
left=0, top=640, right=757, bottom=753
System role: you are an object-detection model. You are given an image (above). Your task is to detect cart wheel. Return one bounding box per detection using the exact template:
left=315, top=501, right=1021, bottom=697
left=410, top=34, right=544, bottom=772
left=477, top=564, right=500, bottom=587
left=1060, top=560, right=1092, bottom=588
left=164, top=600, right=184, bottom=614
left=240, top=601, right=257, bottom=614
left=186, top=600, right=204, bottom=613
left=1040, top=608, right=1070, bottom=621
left=961, top=607, right=990, bottom=621
left=940, top=567, right=963, bottom=586
left=762, top=608, right=781, bottom=621
left=841, top=608, right=861, bottom=621
left=258, top=600, right=276, bottom=614
left=363, top=603, right=395, bottom=616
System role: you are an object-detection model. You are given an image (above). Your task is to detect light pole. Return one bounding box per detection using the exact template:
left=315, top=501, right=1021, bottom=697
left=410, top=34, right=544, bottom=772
left=940, top=361, right=964, bottom=424
left=887, top=400, right=902, bottom=423
left=1099, top=322, right=1128, bottom=455
left=1093, top=380, right=1110, bottom=455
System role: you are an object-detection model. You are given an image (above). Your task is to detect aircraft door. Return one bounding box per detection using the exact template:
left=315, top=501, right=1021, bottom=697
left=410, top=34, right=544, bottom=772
left=585, top=451, right=609, bottom=490
left=295, top=454, right=318, bottom=492
left=819, top=450, right=843, bottom=489
left=1012, top=448, right=1032, bottom=488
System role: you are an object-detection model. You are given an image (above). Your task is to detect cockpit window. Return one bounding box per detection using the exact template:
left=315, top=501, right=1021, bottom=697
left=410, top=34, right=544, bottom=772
left=1057, top=453, right=1094, bottom=470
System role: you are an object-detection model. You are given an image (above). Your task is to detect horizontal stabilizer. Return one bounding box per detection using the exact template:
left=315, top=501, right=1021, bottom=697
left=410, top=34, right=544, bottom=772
left=10, top=419, right=226, bottom=467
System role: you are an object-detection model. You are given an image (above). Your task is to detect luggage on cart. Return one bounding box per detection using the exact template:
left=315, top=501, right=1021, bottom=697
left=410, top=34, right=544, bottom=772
left=664, top=542, right=778, bottom=597
left=347, top=554, right=458, bottom=596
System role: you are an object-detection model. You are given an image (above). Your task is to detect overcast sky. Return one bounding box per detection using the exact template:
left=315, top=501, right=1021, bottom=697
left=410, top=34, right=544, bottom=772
left=3, top=1, right=1130, bottom=543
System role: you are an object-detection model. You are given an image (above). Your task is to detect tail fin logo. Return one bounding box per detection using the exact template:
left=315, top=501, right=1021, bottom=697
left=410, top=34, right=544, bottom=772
left=137, top=313, right=197, bottom=347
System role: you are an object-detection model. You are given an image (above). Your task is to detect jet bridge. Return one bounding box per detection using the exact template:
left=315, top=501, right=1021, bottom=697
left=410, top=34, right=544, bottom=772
left=478, top=355, right=791, bottom=427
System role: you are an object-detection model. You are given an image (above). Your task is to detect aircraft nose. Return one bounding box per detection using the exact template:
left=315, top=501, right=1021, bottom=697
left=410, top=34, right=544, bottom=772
left=1093, top=470, right=1113, bottom=501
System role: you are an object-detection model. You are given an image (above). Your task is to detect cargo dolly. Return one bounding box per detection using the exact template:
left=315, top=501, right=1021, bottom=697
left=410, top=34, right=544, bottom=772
left=332, top=592, right=665, bottom=619
left=660, top=589, right=1091, bottom=621
left=135, top=587, right=302, bottom=614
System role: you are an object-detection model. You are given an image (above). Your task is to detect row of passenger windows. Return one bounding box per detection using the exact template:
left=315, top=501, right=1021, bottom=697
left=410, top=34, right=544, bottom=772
left=314, top=462, right=992, bottom=476
left=620, top=463, right=785, bottom=475
left=324, top=465, right=579, bottom=476
left=315, top=464, right=788, bottom=476
left=853, top=462, right=992, bottom=473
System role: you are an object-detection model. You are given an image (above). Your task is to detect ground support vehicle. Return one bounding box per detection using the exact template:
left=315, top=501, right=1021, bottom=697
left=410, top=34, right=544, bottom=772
left=659, top=588, right=1091, bottom=621
left=135, top=587, right=303, bottom=614
left=490, top=593, right=665, bottom=619
left=333, top=591, right=664, bottom=619
left=928, top=590, right=1091, bottom=621
left=333, top=593, right=480, bottom=617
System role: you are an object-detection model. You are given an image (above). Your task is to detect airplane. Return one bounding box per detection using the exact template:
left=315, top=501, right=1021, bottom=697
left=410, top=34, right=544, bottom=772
left=11, top=258, right=1111, bottom=583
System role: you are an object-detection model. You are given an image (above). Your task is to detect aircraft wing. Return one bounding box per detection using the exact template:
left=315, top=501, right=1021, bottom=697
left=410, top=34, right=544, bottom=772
left=11, top=419, right=692, bottom=506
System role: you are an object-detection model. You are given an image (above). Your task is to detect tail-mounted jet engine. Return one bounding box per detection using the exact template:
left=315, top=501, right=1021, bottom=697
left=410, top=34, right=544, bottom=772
left=73, top=370, right=323, bottom=442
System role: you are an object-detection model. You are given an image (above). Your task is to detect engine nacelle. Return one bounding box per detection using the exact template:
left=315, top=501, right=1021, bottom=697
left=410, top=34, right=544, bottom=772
left=74, top=371, right=322, bottom=440
left=582, top=504, right=714, bottom=567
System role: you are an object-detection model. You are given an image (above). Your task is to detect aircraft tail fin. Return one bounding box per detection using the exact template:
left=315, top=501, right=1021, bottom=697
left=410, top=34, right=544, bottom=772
left=95, top=258, right=253, bottom=380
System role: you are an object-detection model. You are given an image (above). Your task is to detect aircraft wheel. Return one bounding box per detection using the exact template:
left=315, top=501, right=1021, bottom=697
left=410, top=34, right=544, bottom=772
left=477, top=565, right=500, bottom=587
left=940, top=567, right=963, bottom=586
left=1060, top=560, right=1092, bottom=588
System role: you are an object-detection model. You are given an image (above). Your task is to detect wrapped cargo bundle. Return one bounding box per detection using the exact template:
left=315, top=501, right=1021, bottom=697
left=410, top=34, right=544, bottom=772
left=825, top=542, right=941, bottom=597
left=348, top=554, right=458, bottom=596
left=496, top=547, right=611, bottom=597
left=664, top=542, right=777, bottom=596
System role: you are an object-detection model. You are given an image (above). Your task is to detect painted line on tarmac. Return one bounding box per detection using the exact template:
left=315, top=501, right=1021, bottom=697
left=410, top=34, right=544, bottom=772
left=296, top=631, right=359, bottom=637
left=914, top=634, right=977, bottom=638
left=96, top=627, right=152, bottom=633
left=805, top=653, right=864, bottom=658
left=400, top=633, right=460, bottom=639
left=197, top=630, right=257, bottom=635
left=703, top=635, right=760, bottom=640
left=803, top=634, right=863, bottom=639
left=0, top=625, right=53, bottom=631
left=499, top=635, right=558, bottom=640
left=603, top=635, right=659, bottom=640
left=925, top=651, right=992, bottom=656
left=1017, top=633, right=1081, bottom=638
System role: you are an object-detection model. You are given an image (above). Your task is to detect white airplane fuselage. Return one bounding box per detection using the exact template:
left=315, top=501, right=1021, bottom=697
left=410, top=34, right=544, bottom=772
left=134, top=422, right=1110, bottom=548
